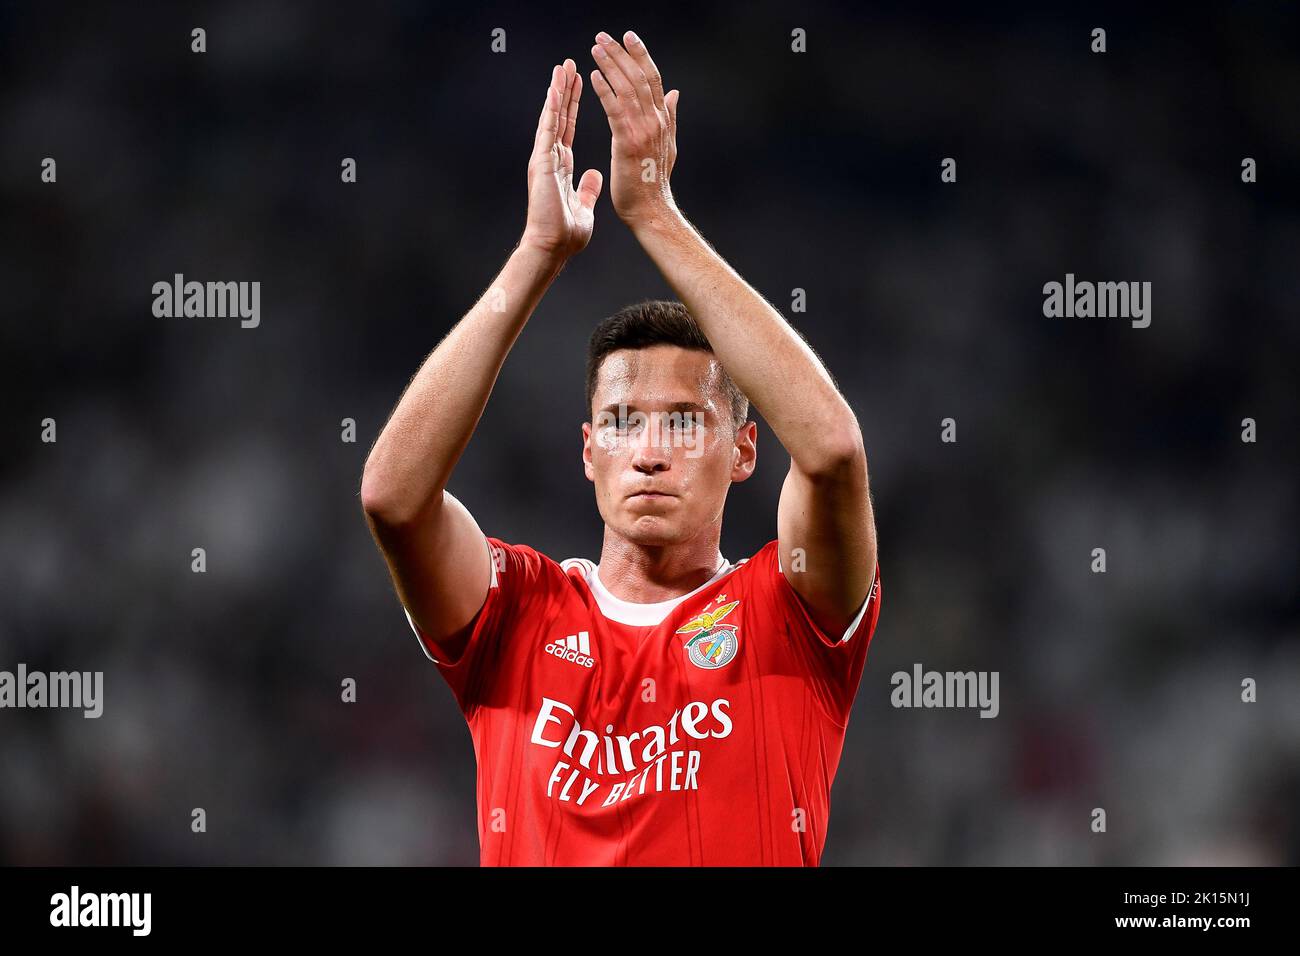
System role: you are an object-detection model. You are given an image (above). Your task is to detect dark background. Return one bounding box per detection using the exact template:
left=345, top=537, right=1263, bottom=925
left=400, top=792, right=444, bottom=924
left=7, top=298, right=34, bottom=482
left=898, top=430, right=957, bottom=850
left=1, top=0, right=1296, bottom=865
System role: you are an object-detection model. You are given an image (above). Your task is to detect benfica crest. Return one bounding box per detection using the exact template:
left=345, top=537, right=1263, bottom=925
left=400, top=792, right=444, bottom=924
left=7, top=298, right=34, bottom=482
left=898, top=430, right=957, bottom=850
left=676, top=599, right=741, bottom=670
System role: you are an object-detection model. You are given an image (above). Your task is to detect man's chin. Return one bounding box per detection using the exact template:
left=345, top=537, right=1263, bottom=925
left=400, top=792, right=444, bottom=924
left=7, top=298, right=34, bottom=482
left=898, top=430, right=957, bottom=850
left=618, top=515, right=685, bottom=546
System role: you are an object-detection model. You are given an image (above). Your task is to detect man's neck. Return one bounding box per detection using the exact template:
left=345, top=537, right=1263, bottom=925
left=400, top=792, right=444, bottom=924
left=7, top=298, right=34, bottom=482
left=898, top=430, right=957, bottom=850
left=596, top=530, right=725, bottom=605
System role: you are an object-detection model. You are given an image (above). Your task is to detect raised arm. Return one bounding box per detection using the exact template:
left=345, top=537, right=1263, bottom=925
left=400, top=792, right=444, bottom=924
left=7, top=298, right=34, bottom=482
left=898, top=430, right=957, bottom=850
left=588, top=31, right=876, bottom=637
left=361, top=60, right=602, bottom=662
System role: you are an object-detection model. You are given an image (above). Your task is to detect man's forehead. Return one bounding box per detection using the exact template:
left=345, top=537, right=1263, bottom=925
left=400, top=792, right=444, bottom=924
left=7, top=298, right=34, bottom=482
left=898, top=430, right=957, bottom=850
left=594, top=346, right=721, bottom=405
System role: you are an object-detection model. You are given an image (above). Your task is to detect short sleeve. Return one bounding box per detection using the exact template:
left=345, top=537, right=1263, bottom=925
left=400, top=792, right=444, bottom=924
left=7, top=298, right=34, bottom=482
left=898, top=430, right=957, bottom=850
left=401, top=535, right=548, bottom=715
left=751, top=540, right=882, bottom=724
left=774, top=543, right=881, bottom=650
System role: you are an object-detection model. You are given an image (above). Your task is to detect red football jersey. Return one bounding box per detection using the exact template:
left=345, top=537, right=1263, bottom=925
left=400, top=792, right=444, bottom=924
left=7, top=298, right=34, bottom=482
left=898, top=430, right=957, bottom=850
left=402, top=535, right=882, bottom=866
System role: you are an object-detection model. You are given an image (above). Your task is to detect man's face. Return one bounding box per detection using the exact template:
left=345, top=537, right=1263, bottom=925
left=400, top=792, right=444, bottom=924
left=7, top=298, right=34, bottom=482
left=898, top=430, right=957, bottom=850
left=583, top=344, right=757, bottom=546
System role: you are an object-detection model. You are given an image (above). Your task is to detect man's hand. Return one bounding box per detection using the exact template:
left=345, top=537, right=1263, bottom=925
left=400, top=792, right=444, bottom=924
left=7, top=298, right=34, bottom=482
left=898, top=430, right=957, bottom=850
left=589, top=31, right=681, bottom=230
left=522, top=59, right=604, bottom=259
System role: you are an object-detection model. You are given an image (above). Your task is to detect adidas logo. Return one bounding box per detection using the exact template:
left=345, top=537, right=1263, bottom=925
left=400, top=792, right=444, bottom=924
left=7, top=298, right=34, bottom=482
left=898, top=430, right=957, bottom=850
left=544, top=631, right=596, bottom=668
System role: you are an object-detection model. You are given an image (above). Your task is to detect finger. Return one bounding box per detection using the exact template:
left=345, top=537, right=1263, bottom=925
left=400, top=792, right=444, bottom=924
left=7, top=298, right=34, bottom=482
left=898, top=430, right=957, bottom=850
left=589, top=67, right=626, bottom=132
left=594, top=31, right=651, bottom=115
left=665, top=88, right=679, bottom=136
left=532, top=65, right=563, bottom=155
left=591, top=39, right=642, bottom=118
left=563, top=70, right=582, bottom=149
left=576, top=168, right=603, bottom=211
left=558, top=58, right=576, bottom=139
left=557, top=60, right=577, bottom=174
left=622, top=31, right=666, bottom=112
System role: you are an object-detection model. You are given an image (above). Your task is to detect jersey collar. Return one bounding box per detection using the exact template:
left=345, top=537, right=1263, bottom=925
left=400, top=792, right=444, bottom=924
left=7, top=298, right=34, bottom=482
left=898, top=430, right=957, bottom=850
left=586, top=552, right=732, bottom=627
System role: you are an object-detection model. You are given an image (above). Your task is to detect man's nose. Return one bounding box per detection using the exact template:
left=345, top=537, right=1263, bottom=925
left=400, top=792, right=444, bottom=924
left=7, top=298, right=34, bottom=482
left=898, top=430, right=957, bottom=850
left=630, top=426, right=672, bottom=472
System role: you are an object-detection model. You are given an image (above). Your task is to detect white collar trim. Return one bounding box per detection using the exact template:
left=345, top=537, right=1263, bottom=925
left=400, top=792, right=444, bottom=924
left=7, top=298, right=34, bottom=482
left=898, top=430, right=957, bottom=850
left=567, top=552, right=733, bottom=626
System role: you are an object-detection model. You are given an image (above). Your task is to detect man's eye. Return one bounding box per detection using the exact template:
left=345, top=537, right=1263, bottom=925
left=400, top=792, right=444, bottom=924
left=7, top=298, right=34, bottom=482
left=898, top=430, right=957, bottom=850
left=604, top=413, right=699, bottom=432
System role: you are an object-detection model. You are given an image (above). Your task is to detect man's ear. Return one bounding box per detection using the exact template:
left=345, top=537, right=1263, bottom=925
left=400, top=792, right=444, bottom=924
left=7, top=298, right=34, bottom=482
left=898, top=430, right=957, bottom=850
left=582, top=421, right=595, bottom=482
left=730, top=420, right=757, bottom=482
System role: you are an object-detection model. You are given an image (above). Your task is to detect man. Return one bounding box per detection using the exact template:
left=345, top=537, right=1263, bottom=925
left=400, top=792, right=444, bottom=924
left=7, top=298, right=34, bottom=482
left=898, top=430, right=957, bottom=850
left=361, top=31, right=880, bottom=866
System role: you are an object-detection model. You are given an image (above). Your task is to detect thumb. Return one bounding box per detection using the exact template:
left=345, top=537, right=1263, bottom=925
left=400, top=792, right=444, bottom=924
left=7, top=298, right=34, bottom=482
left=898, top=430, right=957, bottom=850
left=577, top=168, right=603, bottom=209
left=665, top=89, right=679, bottom=130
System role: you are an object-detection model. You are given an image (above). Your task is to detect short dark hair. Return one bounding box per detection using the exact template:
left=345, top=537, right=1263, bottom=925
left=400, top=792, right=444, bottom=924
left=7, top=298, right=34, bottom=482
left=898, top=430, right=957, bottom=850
left=585, top=300, right=750, bottom=432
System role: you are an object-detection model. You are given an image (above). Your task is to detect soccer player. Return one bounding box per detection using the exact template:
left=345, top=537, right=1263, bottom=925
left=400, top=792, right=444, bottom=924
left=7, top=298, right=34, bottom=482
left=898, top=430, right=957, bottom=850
left=361, top=31, right=880, bottom=866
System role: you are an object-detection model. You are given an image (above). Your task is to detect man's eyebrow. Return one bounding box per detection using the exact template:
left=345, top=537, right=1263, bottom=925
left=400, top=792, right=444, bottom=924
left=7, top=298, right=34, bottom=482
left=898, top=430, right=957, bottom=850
left=598, top=401, right=707, bottom=413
